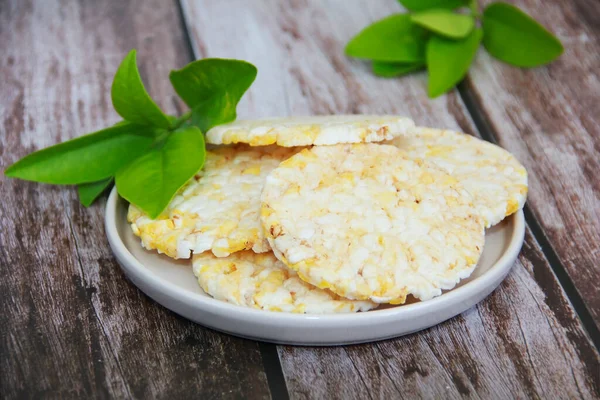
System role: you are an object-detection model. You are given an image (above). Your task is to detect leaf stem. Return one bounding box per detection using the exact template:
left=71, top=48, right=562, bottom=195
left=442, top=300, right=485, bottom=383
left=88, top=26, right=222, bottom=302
left=171, top=111, right=192, bottom=129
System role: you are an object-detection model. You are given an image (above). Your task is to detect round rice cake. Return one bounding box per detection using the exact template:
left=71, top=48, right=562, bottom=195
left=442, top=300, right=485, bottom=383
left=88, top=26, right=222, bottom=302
left=128, top=145, right=300, bottom=259
left=193, top=251, right=377, bottom=313
left=205, top=115, right=415, bottom=147
left=261, top=144, right=485, bottom=304
left=390, top=127, right=528, bottom=227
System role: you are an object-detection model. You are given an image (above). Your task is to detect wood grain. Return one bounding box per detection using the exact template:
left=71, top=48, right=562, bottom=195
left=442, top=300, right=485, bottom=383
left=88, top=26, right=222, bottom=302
left=179, top=0, right=600, bottom=398
left=2, top=0, right=599, bottom=398
left=465, top=0, right=600, bottom=328
left=280, top=229, right=600, bottom=399
left=0, top=1, right=271, bottom=398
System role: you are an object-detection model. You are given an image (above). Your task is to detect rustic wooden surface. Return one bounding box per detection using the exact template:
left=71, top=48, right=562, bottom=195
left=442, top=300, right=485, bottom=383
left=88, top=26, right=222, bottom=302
left=0, top=1, right=271, bottom=398
left=1, top=0, right=599, bottom=399
left=465, top=0, right=600, bottom=330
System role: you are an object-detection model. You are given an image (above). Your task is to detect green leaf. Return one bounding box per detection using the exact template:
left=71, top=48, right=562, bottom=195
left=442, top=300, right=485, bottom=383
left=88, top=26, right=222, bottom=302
left=468, top=0, right=478, bottom=14
left=115, top=125, right=206, bottom=218
left=78, top=178, right=113, bottom=207
left=111, top=49, right=171, bottom=129
left=411, top=10, right=475, bottom=39
left=482, top=2, right=563, bottom=67
left=398, top=0, right=468, bottom=11
left=427, top=28, right=483, bottom=98
left=4, top=122, right=163, bottom=184
left=345, top=14, right=427, bottom=62
left=372, top=61, right=425, bottom=77
left=169, top=59, right=257, bottom=133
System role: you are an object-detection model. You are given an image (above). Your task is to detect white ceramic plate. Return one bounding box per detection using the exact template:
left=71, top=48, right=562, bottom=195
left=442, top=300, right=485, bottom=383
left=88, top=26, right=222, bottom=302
left=105, top=187, right=525, bottom=345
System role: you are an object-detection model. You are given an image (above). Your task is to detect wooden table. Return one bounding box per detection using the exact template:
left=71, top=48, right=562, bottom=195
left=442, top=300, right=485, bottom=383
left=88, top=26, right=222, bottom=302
left=1, top=0, right=599, bottom=398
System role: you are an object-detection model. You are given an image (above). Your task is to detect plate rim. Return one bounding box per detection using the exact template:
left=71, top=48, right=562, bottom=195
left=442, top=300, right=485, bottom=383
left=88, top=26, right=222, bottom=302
left=105, top=187, right=525, bottom=323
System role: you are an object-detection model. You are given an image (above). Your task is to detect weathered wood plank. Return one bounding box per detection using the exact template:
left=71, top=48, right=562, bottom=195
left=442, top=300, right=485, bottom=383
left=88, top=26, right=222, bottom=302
left=465, top=0, right=600, bottom=328
left=180, top=0, right=471, bottom=129
left=281, top=229, right=600, bottom=399
left=0, top=0, right=271, bottom=398
left=179, top=0, right=600, bottom=398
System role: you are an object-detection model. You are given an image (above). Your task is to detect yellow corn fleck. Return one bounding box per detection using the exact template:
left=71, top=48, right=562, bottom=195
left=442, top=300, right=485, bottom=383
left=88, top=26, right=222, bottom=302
left=242, top=165, right=261, bottom=175
left=425, top=146, right=452, bottom=157
left=284, top=184, right=301, bottom=196
left=281, top=157, right=307, bottom=169
left=316, top=280, right=331, bottom=289
left=505, top=199, right=519, bottom=215
left=250, top=133, right=277, bottom=146
left=293, top=304, right=306, bottom=313
left=339, top=172, right=355, bottom=182
left=421, top=172, right=435, bottom=184
left=375, top=191, right=396, bottom=205
left=225, top=239, right=249, bottom=254
left=389, top=296, right=406, bottom=305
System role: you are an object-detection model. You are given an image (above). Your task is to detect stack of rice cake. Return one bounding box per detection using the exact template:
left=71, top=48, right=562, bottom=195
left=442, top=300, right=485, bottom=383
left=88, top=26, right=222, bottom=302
left=128, top=115, right=527, bottom=313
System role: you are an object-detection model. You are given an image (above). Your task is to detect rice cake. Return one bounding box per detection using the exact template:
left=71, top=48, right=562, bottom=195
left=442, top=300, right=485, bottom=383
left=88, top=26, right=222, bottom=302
left=206, top=115, right=415, bottom=147
left=193, top=251, right=377, bottom=313
left=128, top=145, right=300, bottom=259
left=261, top=144, right=485, bottom=304
left=390, top=127, right=528, bottom=227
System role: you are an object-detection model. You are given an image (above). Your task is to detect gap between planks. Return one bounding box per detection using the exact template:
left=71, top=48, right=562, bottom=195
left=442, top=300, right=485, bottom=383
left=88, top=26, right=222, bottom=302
left=175, top=0, right=292, bottom=396
left=457, top=81, right=600, bottom=352
left=175, top=1, right=600, bottom=398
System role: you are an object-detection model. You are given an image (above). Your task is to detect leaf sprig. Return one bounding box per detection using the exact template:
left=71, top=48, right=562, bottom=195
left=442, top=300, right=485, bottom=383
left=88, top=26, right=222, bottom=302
left=5, top=50, right=257, bottom=218
left=345, top=0, right=563, bottom=97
